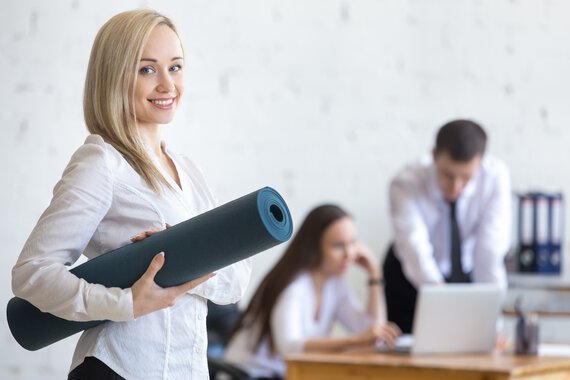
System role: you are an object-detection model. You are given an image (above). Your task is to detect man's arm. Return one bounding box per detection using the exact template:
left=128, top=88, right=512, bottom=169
left=472, top=161, right=512, bottom=287
left=390, top=177, right=444, bottom=287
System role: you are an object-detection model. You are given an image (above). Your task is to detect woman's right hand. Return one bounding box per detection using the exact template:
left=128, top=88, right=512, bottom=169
left=355, top=321, right=401, bottom=347
left=131, top=252, right=215, bottom=318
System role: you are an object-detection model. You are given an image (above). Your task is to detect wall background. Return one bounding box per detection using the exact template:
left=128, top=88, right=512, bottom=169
left=1, top=0, right=569, bottom=378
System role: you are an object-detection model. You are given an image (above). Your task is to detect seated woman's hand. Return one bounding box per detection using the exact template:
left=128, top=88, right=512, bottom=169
left=375, top=322, right=402, bottom=347
left=356, top=321, right=401, bottom=347
left=354, top=243, right=382, bottom=279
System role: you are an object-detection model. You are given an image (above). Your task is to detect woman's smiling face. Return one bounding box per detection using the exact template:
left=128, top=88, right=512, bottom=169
left=134, top=24, right=184, bottom=129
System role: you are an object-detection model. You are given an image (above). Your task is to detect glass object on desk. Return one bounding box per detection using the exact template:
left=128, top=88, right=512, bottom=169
left=515, top=307, right=540, bottom=355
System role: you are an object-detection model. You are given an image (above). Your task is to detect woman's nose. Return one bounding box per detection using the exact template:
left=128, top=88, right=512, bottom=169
left=345, top=246, right=356, bottom=260
left=157, top=73, right=175, bottom=92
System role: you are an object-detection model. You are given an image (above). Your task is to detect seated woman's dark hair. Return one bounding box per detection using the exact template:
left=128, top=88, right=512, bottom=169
left=228, top=204, right=350, bottom=353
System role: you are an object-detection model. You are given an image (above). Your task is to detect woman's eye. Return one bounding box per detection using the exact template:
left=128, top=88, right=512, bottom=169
left=170, top=64, right=182, bottom=72
left=139, top=66, right=155, bottom=75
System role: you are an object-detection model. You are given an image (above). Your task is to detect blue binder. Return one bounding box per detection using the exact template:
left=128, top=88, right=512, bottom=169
left=516, top=192, right=564, bottom=275
left=545, top=193, right=563, bottom=274
left=534, top=193, right=551, bottom=273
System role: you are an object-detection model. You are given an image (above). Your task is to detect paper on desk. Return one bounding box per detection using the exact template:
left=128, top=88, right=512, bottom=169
left=539, top=343, right=570, bottom=356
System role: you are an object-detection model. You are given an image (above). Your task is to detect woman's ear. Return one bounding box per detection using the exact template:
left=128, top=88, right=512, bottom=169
left=432, top=148, right=438, bottom=161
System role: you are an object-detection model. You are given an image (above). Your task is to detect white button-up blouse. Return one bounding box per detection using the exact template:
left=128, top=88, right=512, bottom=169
left=12, top=134, right=251, bottom=379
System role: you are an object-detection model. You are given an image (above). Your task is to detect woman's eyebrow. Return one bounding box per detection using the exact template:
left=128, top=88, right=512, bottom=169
left=140, top=57, right=184, bottom=62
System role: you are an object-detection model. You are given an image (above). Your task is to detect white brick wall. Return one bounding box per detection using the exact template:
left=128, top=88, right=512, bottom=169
left=1, top=0, right=570, bottom=378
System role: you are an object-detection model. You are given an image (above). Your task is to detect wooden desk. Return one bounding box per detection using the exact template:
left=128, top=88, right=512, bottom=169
left=286, top=350, right=570, bottom=380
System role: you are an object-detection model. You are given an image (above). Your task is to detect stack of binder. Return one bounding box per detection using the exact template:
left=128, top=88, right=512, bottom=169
left=516, top=192, right=564, bottom=274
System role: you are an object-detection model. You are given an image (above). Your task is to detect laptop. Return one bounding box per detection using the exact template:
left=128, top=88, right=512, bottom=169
left=377, top=284, right=504, bottom=354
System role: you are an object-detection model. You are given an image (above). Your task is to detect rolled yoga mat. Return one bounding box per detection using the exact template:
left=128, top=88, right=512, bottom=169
left=7, top=186, right=293, bottom=351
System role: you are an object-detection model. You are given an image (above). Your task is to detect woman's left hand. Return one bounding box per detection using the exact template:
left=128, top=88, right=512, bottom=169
left=354, top=243, right=381, bottom=278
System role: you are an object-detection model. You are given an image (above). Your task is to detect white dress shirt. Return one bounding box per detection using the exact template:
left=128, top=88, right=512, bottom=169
left=12, top=134, right=251, bottom=379
left=390, top=154, right=511, bottom=288
left=224, top=272, right=372, bottom=378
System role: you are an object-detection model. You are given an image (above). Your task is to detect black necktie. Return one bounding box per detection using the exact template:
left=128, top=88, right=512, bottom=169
left=449, top=201, right=469, bottom=282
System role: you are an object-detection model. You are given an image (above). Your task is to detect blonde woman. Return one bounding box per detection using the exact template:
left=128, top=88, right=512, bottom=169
left=11, top=9, right=251, bottom=379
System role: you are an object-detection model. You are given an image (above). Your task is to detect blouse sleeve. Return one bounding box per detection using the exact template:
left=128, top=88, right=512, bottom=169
left=11, top=136, right=134, bottom=322
left=192, top=259, right=252, bottom=305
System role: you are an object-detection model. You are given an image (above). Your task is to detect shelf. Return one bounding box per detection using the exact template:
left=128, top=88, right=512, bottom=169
left=508, top=273, right=570, bottom=291
left=503, top=309, right=570, bottom=318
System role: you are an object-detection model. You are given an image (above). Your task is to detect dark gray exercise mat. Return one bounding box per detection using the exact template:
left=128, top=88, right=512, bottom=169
left=7, top=187, right=293, bottom=351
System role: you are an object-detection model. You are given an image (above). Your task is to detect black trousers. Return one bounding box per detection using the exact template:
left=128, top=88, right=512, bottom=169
left=383, top=244, right=473, bottom=334
left=68, top=357, right=125, bottom=380
left=382, top=245, right=418, bottom=334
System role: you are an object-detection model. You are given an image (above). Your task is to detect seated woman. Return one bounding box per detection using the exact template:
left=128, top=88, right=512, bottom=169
left=224, top=204, right=400, bottom=379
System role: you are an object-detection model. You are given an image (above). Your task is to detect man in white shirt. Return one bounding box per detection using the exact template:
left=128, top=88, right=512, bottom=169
left=383, top=119, right=512, bottom=333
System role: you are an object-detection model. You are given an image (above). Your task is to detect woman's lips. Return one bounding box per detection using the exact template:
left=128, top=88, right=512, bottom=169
left=148, top=98, right=175, bottom=109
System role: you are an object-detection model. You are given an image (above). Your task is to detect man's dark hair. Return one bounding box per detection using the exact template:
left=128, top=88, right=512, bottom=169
left=434, top=119, right=487, bottom=161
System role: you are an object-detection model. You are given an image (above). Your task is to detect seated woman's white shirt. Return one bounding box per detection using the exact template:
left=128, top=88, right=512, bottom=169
left=225, top=271, right=371, bottom=378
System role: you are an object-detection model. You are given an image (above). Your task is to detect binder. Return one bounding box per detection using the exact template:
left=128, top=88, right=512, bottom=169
left=546, top=193, right=563, bottom=274
left=515, top=191, right=564, bottom=275
left=534, top=193, right=550, bottom=273
left=517, top=194, right=536, bottom=272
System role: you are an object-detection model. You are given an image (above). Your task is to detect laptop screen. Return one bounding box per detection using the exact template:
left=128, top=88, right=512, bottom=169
left=411, top=284, right=504, bottom=354
left=377, top=284, right=504, bottom=354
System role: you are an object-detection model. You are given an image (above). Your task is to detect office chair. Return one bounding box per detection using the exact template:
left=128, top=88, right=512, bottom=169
left=207, top=301, right=250, bottom=379
left=207, top=301, right=241, bottom=357
left=208, top=357, right=250, bottom=380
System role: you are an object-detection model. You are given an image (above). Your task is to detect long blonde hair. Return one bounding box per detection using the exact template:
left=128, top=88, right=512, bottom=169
left=83, top=9, right=183, bottom=192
